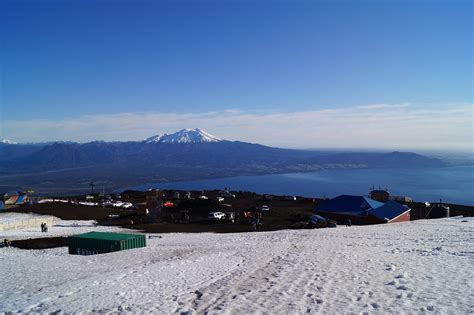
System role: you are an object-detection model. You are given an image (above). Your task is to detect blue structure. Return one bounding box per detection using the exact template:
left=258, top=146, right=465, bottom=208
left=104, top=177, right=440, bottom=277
left=0, top=200, right=4, bottom=210
left=371, top=201, right=411, bottom=223
left=15, top=195, right=26, bottom=204
left=315, top=195, right=384, bottom=217
left=315, top=195, right=411, bottom=224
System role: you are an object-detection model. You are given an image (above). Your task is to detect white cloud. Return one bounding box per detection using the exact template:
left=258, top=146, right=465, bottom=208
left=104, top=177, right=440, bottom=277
left=356, top=103, right=411, bottom=110
left=1, top=103, right=473, bottom=151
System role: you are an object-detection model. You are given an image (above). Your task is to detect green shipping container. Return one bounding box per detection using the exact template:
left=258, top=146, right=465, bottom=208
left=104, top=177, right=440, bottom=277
left=68, top=231, right=146, bottom=255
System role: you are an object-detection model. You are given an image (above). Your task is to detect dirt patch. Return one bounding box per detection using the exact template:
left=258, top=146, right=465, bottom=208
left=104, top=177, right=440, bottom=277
left=9, top=189, right=471, bottom=234
left=10, top=237, right=68, bottom=250
left=8, top=190, right=318, bottom=233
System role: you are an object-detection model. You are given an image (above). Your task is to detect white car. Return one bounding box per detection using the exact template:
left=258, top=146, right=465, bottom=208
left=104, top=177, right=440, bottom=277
left=121, top=202, right=134, bottom=209
left=198, top=195, right=209, bottom=200
left=102, top=201, right=114, bottom=207
left=208, top=212, right=226, bottom=220
left=217, top=197, right=224, bottom=203
left=221, top=193, right=236, bottom=198
left=261, top=205, right=270, bottom=211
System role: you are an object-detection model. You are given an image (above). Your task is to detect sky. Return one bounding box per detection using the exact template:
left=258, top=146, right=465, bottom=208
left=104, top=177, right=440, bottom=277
left=0, top=0, right=472, bottom=151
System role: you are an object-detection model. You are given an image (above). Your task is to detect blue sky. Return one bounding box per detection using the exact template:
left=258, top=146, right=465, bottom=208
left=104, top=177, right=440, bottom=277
left=0, top=0, right=472, bottom=150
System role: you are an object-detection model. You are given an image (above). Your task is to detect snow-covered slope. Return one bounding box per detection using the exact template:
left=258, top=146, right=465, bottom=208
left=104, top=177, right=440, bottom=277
left=144, top=128, right=223, bottom=144
left=0, top=138, right=17, bottom=144
left=1, top=217, right=473, bottom=313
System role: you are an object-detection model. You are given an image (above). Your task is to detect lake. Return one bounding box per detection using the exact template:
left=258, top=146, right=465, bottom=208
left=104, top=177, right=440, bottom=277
left=128, top=165, right=474, bottom=206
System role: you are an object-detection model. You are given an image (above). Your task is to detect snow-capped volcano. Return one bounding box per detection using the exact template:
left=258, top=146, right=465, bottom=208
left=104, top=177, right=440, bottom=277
left=0, top=138, right=17, bottom=144
left=144, top=128, right=223, bottom=144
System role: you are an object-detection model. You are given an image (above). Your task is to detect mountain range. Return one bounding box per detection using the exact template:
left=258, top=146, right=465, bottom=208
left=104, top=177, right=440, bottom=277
left=0, top=128, right=444, bottom=194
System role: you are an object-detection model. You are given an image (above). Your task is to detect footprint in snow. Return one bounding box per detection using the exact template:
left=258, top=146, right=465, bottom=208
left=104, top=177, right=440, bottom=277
left=194, top=290, right=203, bottom=300
left=370, top=302, right=380, bottom=309
left=396, top=272, right=409, bottom=279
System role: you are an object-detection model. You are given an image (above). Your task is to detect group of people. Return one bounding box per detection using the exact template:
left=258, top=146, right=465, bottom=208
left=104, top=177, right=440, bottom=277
left=40, top=222, right=48, bottom=233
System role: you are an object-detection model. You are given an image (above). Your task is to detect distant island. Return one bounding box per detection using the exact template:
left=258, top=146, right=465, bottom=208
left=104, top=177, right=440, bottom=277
left=0, top=128, right=444, bottom=195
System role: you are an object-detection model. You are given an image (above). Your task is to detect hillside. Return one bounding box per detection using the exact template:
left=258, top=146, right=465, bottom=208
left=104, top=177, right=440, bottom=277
left=0, top=129, right=444, bottom=194
left=1, top=215, right=472, bottom=313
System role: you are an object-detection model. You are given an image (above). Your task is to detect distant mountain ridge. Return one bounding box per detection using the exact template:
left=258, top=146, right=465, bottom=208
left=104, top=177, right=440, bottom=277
left=0, top=128, right=445, bottom=194
left=0, top=138, right=17, bottom=145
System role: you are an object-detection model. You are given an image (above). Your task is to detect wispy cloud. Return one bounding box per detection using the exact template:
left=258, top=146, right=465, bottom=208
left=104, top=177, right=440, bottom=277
left=356, top=103, right=411, bottom=110
left=1, top=103, right=473, bottom=151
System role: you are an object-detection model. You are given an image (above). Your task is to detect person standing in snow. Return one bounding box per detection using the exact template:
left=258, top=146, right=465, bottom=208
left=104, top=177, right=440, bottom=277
left=251, top=220, right=257, bottom=232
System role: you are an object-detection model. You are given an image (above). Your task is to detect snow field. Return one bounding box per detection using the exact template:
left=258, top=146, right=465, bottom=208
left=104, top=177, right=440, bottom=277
left=0, top=217, right=473, bottom=313
left=0, top=213, right=57, bottom=232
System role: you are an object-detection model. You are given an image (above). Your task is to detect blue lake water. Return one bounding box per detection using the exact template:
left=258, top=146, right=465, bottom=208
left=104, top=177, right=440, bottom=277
left=129, top=165, right=474, bottom=206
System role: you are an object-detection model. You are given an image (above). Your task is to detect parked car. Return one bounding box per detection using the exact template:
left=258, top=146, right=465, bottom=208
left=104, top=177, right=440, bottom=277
left=261, top=205, right=270, bottom=211
left=198, top=195, right=209, bottom=200
left=208, top=211, right=226, bottom=221
left=308, top=214, right=337, bottom=228
left=121, top=202, right=134, bottom=209
left=217, top=197, right=224, bottom=203
left=163, top=201, right=174, bottom=208
left=102, top=201, right=114, bottom=207
left=220, top=193, right=236, bottom=198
